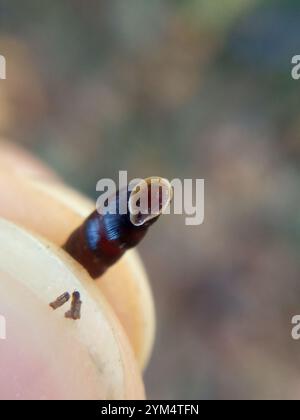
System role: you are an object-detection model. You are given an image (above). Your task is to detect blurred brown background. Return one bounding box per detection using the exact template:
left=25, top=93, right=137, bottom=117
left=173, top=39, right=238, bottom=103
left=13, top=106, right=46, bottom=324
left=1, top=0, right=300, bottom=399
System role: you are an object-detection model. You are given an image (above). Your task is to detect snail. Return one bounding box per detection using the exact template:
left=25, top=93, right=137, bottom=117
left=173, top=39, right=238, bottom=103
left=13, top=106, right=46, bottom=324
left=63, top=177, right=173, bottom=279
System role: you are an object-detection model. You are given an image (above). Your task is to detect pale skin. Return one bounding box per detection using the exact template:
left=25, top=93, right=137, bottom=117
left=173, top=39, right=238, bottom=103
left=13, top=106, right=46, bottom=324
left=0, top=141, right=155, bottom=399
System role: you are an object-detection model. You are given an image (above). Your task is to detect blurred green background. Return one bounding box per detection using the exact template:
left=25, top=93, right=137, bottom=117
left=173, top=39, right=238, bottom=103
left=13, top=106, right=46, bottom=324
left=1, top=0, right=300, bottom=399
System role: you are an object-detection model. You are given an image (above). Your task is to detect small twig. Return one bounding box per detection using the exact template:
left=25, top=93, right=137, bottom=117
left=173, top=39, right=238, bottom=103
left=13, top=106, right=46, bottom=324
left=49, top=292, right=70, bottom=310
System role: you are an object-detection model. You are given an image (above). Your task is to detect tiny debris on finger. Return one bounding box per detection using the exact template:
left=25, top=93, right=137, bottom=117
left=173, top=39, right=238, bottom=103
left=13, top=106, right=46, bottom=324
left=49, top=292, right=70, bottom=310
